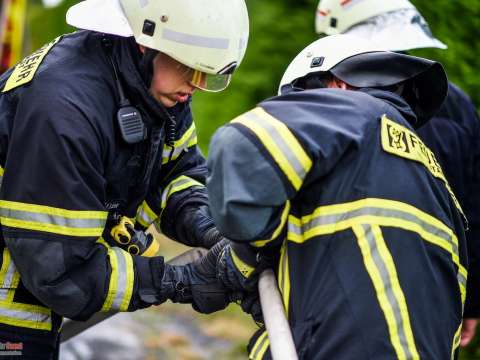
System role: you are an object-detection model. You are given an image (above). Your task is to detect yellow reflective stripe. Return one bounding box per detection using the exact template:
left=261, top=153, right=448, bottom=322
left=230, top=248, right=255, bottom=278
left=0, top=217, right=105, bottom=237
left=256, top=337, right=270, bottom=360
left=353, top=224, right=408, bottom=359
left=0, top=313, right=51, bottom=331
left=96, top=236, right=110, bottom=249
left=0, top=166, right=4, bottom=176
left=372, top=225, right=419, bottom=358
left=161, top=175, right=203, bottom=209
left=0, top=200, right=108, bottom=219
left=102, top=247, right=119, bottom=312
left=0, top=249, right=19, bottom=303
left=249, top=330, right=269, bottom=360
left=136, top=200, right=158, bottom=228
left=232, top=107, right=312, bottom=190
left=253, top=107, right=312, bottom=172
left=253, top=201, right=291, bottom=248
left=278, top=241, right=291, bottom=314
left=0, top=200, right=107, bottom=237
left=0, top=249, right=11, bottom=287
left=102, top=248, right=134, bottom=312
left=286, top=198, right=466, bottom=285
left=162, top=121, right=198, bottom=164
left=451, top=321, right=462, bottom=359
left=0, top=299, right=52, bottom=331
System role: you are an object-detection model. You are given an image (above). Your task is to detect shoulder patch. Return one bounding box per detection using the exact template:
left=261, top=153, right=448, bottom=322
left=2, top=36, right=61, bottom=93
left=381, top=115, right=465, bottom=218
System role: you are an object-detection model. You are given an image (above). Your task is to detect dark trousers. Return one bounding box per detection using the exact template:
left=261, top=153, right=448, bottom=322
left=0, top=316, right=62, bottom=359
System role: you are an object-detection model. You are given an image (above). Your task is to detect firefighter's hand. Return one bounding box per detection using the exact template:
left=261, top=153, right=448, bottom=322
left=161, top=239, right=232, bottom=313
left=217, top=242, right=259, bottom=291
left=461, top=318, right=478, bottom=347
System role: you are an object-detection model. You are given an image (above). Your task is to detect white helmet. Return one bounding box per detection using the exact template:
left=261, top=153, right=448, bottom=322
left=279, top=34, right=386, bottom=94
left=315, top=0, right=446, bottom=51
left=315, top=0, right=414, bottom=35
left=278, top=34, right=448, bottom=127
left=66, top=0, right=249, bottom=92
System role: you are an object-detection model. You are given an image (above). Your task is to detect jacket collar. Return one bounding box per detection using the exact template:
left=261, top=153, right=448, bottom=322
left=109, top=36, right=188, bottom=126
left=358, top=87, right=418, bottom=127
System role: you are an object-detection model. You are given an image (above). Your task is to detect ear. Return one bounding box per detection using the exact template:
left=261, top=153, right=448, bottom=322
left=138, top=45, right=146, bottom=54
left=327, top=77, right=354, bottom=90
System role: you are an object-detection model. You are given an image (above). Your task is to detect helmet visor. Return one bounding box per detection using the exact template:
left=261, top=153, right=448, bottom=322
left=190, top=70, right=232, bottom=92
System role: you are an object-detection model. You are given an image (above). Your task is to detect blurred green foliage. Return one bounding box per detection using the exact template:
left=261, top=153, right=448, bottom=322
left=27, top=0, right=478, bottom=152
left=23, top=0, right=480, bottom=358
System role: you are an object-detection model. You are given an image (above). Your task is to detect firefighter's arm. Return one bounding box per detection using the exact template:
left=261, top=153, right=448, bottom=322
left=138, top=113, right=221, bottom=249
left=206, top=109, right=312, bottom=290
left=0, top=91, right=167, bottom=320
left=463, top=105, right=480, bottom=319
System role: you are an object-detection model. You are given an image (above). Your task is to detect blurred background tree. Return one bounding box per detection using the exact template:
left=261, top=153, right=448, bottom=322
left=25, top=0, right=479, bottom=152
left=11, top=0, right=480, bottom=357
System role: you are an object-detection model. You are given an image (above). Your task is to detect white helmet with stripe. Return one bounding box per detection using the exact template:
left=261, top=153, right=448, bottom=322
left=278, top=34, right=448, bottom=127
left=315, top=0, right=446, bottom=51
left=66, top=0, right=249, bottom=92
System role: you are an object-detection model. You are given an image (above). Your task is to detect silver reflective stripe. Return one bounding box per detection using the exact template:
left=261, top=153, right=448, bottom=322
left=290, top=206, right=457, bottom=254
left=137, top=207, right=153, bottom=226
left=111, top=248, right=128, bottom=311
left=0, top=307, right=51, bottom=324
left=162, top=28, right=230, bottom=49
left=161, top=178, right=196, bottom=206
left=244, top=111, right=308, bottom=183
left=2, top=257, right=16, bottom=289
left=362, top=224, right=413, bottom=359
left=0, top=208, right=106, bottom=229
left=251, top=331, right=269, bottom=360
left=162, top=130, right=196, bottom=161
left=0, top=289, right=8, bottom=301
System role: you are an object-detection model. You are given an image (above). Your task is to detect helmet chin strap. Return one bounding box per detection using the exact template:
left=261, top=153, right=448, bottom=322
left=139, top=48, right=159, bottom=88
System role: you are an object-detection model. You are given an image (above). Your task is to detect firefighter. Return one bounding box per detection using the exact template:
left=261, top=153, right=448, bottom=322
left=0, top=0, right=248, bottom=358
left=209, top=34, right=467, bottom=359
left=315, top=0, right=480, bottom=346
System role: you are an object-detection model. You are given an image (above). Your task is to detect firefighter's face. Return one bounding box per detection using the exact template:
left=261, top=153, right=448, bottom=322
left=149, top=52, right=197, bottom=108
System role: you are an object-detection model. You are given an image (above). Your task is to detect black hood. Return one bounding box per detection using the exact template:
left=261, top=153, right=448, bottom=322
left=106, top=35, right=188, bottom=126
left=330, top=52, right=448, bottom=128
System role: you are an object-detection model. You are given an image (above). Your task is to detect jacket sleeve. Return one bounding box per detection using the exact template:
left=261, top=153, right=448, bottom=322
left=0, top=87, right=159, bottom=320
left=206, top=106, right=313, bottom=249
left=462, top=100, right=480, bottom=317
left=134, top=108, right=213, bottom=247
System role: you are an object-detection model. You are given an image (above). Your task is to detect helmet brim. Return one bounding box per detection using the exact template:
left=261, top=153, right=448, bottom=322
left=345, top=9, right=447, bottom=51
left=66, top=0, right=133, bottom=37
left=331, top=52, right=448, bottom=127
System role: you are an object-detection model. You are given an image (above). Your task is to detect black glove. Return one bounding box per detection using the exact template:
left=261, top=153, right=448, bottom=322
left=217, top=241, right=259, bottom=291
left=174, top=205, right=223, bottom=249
left=239, top=291, right=264, bottom=325
left=160, top=239, right=231, bottom=313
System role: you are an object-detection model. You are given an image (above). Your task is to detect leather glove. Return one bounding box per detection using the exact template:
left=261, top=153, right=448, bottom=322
left=174, top=205, right=223, bottom=249
left=217, top=241, right=259, bottom=291
left=160, top=239, right=232, bottom=313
